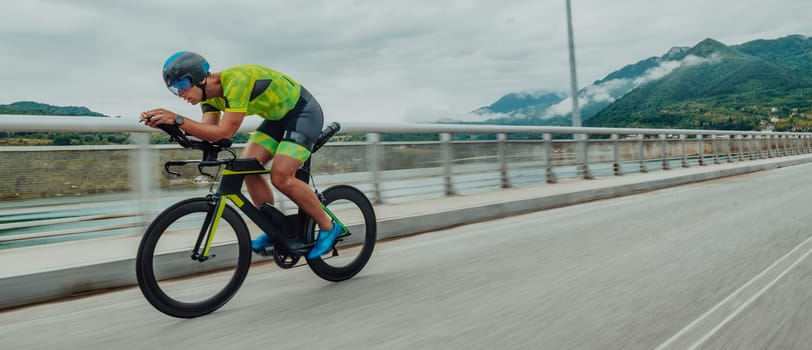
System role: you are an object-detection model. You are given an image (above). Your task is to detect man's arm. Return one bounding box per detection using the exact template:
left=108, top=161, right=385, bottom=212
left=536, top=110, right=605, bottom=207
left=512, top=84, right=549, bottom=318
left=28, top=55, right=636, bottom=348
left=179, top=111, right=246, bottom=141
left=201, top=111, right=221, bottom=125
left=141, top=108, right=246, bottom=141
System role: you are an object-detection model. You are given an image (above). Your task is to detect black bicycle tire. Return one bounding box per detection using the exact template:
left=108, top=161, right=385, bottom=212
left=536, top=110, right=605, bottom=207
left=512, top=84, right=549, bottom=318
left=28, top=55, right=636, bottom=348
left=135, top=198, right=251, bottom=318
left=305, top=185, right=377, bottom=282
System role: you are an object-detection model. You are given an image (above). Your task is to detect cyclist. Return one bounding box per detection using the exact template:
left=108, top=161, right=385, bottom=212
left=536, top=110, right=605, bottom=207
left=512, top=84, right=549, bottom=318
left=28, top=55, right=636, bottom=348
left=140, top=51, right=340, bottom=260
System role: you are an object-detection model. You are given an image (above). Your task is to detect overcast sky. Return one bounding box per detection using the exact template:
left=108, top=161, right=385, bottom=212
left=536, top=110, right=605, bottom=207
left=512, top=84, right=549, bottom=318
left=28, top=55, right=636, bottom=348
left=0, top=0, right=808, bottom=123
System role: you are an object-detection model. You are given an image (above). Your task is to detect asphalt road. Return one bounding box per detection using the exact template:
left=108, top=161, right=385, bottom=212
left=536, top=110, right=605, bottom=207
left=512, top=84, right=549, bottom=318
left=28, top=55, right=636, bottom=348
left=2, top=163, right=812, bottom=350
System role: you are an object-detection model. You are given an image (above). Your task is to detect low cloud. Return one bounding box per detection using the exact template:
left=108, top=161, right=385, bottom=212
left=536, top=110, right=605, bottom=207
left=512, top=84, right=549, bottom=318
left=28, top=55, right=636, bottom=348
left=542, top=54, right=721, bottom=119
left=413, top=52, right=727, bottom=124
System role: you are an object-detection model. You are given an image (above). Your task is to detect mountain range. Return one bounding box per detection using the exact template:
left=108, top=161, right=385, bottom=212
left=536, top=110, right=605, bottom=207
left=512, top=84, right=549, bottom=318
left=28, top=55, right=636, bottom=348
left=467, top=34, right=812, bottom=131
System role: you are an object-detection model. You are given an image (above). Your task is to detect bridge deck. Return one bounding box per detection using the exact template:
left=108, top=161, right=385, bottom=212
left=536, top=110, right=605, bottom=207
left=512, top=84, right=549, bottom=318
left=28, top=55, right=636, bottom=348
left=1, top=153, right=811, bottom=310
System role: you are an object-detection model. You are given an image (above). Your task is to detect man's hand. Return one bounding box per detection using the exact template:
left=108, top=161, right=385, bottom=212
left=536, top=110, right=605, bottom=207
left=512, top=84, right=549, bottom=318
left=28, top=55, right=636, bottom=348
left=140, top=108, right=177, bottom=128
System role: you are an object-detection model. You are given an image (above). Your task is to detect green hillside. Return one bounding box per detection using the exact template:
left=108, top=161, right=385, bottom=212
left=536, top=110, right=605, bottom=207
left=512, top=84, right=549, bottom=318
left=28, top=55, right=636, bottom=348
left=734, top=34, right=812, bottom=76
left=0, top=101, right=107, bottom=117
left=0, top=101, right=129, bottom=145
left=585, top=37, right=812, bottom=131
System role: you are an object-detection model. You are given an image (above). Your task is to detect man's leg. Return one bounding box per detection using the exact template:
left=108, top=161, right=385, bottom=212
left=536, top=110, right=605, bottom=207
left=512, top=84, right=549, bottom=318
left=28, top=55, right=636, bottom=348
left=269, top=87, right=339, bottom=258
left=244, top=141, right=279, bottom=253
left=242, top=142, right=274, bottom=207
left=270, top=154, right=333, bottom=231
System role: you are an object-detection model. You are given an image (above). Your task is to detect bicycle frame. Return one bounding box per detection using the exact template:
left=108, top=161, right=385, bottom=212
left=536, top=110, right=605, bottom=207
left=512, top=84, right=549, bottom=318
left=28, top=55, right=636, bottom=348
left=191, top=157, right=348, bottom=262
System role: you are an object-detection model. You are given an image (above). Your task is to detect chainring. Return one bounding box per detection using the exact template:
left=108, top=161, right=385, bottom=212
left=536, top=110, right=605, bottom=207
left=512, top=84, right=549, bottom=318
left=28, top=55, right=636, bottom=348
left=272, top=248, right=301, bottom=269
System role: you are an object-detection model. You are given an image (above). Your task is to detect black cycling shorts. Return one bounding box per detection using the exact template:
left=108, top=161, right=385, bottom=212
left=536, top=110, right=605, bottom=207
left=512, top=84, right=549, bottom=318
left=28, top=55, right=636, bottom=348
left=248, top=86, right=324, bottom=162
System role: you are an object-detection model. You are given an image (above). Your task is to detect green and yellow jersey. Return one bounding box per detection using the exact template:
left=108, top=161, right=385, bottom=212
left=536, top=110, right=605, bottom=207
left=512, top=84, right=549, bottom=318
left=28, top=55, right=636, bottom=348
left=201, top=64, right=301, bottom=120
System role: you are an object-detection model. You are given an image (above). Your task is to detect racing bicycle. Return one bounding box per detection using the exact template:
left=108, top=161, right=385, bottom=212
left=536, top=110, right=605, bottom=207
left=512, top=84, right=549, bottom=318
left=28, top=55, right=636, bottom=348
left=135, top=122, right=376, bottom=318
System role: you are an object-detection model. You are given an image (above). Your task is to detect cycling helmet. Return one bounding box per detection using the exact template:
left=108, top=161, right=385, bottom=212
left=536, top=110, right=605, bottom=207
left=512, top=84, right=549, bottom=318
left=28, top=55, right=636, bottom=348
left=162, top=51, right=210, bottom=95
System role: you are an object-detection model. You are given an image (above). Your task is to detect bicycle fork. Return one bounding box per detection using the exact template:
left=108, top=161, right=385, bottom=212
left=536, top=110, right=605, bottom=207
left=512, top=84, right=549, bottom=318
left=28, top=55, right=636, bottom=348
left=191, top=195, right=230, bottom=262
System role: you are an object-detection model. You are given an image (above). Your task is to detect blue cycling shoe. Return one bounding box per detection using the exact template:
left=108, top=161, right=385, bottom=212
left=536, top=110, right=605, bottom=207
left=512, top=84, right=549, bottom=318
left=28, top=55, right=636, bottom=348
left=307, top=221, right=342, bottom=259
left=251, top=233, right=274, bottom=253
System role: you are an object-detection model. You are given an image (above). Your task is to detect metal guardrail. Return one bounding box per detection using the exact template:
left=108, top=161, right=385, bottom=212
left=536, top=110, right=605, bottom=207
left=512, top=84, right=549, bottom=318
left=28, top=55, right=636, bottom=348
left=1, top=115, right=811, bottom=248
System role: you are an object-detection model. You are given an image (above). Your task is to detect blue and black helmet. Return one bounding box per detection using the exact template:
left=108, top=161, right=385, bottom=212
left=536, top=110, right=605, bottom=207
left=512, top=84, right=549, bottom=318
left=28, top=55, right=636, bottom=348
left=162, top=51, right=210, bottom=95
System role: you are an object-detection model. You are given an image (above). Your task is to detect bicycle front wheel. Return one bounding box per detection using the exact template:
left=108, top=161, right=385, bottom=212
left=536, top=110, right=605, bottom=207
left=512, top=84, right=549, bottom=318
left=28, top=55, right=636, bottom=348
left=135, top=198, right=251, bottom=318
left=306, top=185, right=377, bottom=282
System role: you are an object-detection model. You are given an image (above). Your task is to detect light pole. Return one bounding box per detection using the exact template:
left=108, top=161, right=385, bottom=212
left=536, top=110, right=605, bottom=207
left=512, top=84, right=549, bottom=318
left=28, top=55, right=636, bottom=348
left=566, top=0, right=591, bottom=178
left=566, top=0, right=581, bottom=128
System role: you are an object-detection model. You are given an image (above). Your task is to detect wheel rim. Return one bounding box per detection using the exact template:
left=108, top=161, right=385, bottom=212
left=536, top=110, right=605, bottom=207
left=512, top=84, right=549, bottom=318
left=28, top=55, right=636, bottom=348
left=306, top=187, right=376, bottom=278
left=155, top=210, right=242, bottom=304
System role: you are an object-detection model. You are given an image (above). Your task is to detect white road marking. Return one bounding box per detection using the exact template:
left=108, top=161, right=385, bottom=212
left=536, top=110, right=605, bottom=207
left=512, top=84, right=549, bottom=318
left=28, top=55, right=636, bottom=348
left=686, top=247, right=812, bottom=350
left=654, top=234, right=812, bottom=350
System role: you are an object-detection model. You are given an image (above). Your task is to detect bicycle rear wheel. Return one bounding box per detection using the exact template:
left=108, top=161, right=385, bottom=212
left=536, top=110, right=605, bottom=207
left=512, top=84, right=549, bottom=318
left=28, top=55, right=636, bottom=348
left=306, top=185, right=377, bottom=281
left=136, top=198, right=251, bottom=318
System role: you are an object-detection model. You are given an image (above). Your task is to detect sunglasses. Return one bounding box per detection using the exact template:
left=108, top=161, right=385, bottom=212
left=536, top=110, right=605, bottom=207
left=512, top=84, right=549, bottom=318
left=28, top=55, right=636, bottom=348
left=167, top=77, right=193, bottom=96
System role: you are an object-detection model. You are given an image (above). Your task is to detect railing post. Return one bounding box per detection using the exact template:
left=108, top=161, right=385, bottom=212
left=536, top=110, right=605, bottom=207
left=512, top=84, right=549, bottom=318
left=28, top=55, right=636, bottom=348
left=761, top=134, right=768, bottom=159
left=789, top=135, right=798, bottom=156
left=726, top=135, right=734, bottom=163
left=612, top=134, right=623, bottom=176
left=805, top=135, right=810, bottom=153
left=697, top=134, right=705, bottom=166
left=774, top=135, right=780, bottom=156
left=777, top=134, right=783, bottom=157
left=775, top=134, right=780, bottom=155
left=767, top=134, right=774, bottom=158
left=798, top=135, right=803, bottom=154
left=736, top=135, right=744, bottom=161
left=367, top=132, right=383, bottom=204
left=787, top=135, right=797, bottom=156
left=775, top=134, right=780, bottom=157
left=776, top=134, right=781, bottom=157
left=797, top=135, right=802, bottom=154
left=798, top=135, right=804, bottom=154
left=440, top=133, right=455, bottom=196
left=681, top=134, right=689, bottom=168
left=660, top=134, right=671, bottom=170
left=799, top=135, right=804, bottom=154
left=498, top=133, right=511, bottom=188
left=639, top=134, right=648, bottom=173
left=580, top=134, right=593, bottom=179
left=131, top=132, right=156, bottom=226
left=711, top=134, right=720, bottom=164
left=544, top=133, right=558, bottom=183
left=779, top=135, right=786, bottom=156
left=747, top=135, right=761, bottom=160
